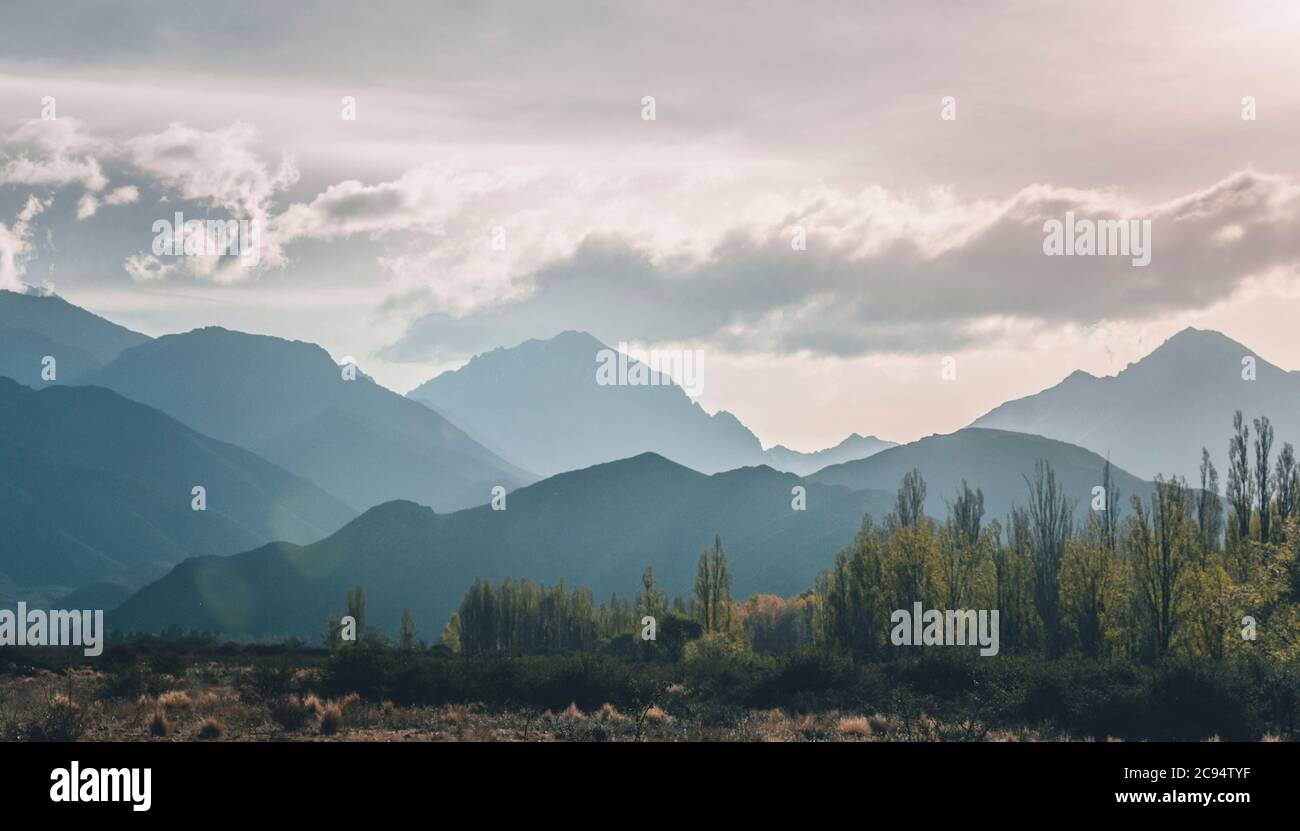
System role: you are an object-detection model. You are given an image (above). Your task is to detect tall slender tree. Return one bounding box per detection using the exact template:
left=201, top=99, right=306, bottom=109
left=1253, top=415, right=1275, bottom=542
left=693, top=535, right=733, bottom=632
left=1197, top=448, right=1224, bottom=558
left=1227, top=410, right=1254, bottom=544
left=1129, top=477, right=1195, bottom=658
left=895, top=468, right=927, bottom=529
left=1101, top=457, right=1121, bottom=552
left=398, top=608, right=418, bottom=651
left=1025, top=460, right=1074, bottom=655
left=1275, top=442, right=1298, bottom=526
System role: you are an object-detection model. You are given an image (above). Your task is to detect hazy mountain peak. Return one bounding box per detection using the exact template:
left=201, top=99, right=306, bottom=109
left=86, top=324, right=534, bottom=513
left=1141, top=326, right=1253, bottom=363
left=761, top=432, right=898, bottom=476
left=970, top=327, right=1298, bottom=481
left=0, top=288, right=149, bottom=364
left=408, top=332, right=763, bottom=476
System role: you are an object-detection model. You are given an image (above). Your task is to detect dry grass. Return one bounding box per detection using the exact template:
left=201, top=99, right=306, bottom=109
left=148, top=709, right=171, bottom=737
left=837, top=716, right=873, bottom=738
left=561, top=702, right=585, bottom=720
left=197, top=718, right=225, bottom=740
left=319, top=703, right=342, bottom=735
left=0, top=666, right=1288, bottom=743
left=303, top=694, right=324, bottom=717
left=158, top=690, right=193, bottom=710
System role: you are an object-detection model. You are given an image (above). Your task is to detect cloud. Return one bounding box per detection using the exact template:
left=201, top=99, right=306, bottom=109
left=105, top=185, right=139, bottom=205
left=126, top=121, right=298, bottom=269
left=0, top=194, right=46, bottom=290
left=6, top=114, right=1300, bottom=363
left=273, top=163, right=536, bottom=241
left=0, top=118, right=109, bottom=192
left=76, top=193, right=98, bottom=219
left=382, top=169, right=1300, bottom=362
left=78, top=183, right=141, bottom=220
left=122, top=252, right=177, bottom=283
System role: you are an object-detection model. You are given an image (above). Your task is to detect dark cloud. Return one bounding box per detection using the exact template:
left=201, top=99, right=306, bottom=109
left=382, top=170, right=1300, bottom=361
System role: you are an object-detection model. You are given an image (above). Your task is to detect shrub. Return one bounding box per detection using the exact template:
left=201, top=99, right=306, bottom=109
left=237, top=661, right=295, bottom=705
left=561, top=702, right=585, bottom=720
left=596, top=703, right=627, bottom=723
left=101, top=663, right=163, bottom=700
left=30, top=694, right=85, bottom=742
left=683, top=633, right=760, bottom=701
left=752, top=648, right=853, bottom=707
left=303, top=693, right=324, bottom=716
left=319, top=703, right=342, bottom=736
left=269, top=696, right=312, bottom=732
left=158, top=690, right=193, bottom=710
left=196, top=718, right=225, bottom=740
left=1146, top=660, right=1250, bottom=741
left=149, top=709, right=171, bottom=737
left=836, top=716, right=872, bottom=738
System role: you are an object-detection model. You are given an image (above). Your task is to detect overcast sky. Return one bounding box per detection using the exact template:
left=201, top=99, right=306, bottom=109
left=3, top=0, right=1300, bottom=450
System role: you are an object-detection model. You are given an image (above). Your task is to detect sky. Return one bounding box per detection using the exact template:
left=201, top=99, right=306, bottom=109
left=3, top=0, right=1300, bottom=450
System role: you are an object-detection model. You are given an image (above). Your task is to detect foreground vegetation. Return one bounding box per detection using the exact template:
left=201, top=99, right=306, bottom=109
left=1, top=639, right=1295, bottom=741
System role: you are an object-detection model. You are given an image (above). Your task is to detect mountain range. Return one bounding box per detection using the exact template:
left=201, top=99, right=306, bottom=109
left=809, top=427, right=1153, bottom=524
left=110, top=429, right=1148, bottom=639
left=110, top=454, right=895, bottom=638
left=84, top=327, right=536, bottom=513
left=970, top=327, right=1300, bottom=483
left=407, top=330, right=894, bottom=476
left=0, top=377, right=353, bottom=607
left=763, top=433, right=898, bottom=476
left=0, top=289, right=1274, bottom=639
left=0, top=289, right=149, bottom=385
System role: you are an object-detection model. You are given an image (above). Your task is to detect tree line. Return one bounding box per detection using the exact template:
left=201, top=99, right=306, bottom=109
left=817, top=409, right=1298, bottom=662
left=340, top=410, right=1297, bottom=665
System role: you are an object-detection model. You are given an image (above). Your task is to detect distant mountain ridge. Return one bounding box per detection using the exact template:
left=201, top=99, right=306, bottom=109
left=0, top=289, right=150, bottom=386
left=809, top=427, right=1154, bottom=525
left=969, top=327, right=1300, bottom=483
left=765, top=433, right=897, bottom=476
left=0, top=377, right=354, bottom=605
left=86, top=327, right=536, bottom=513
left=112, top=428, right=1155, bottom=639
left=0, top=289, right=150, bottom=363
left=408, top=330, right=893, bottom=476
left=111, top=453, right=895, bottom=638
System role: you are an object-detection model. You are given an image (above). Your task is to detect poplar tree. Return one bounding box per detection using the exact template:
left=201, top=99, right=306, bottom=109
left=1227, top=411, right=1254, bottom=545
left=1254, top=415, right=1275, bottom=543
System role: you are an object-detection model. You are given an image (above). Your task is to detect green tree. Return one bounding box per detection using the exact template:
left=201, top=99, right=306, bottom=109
left=693, top=535, right=733, bottom=633
left=1025, top=460, right=1074, bottom=656
left=346, top=585, right=367, bottom=638
left=398, top=608, right=418, bottom=651
left=994, top=511, right=1035, bottom=651
left=1060, top=517, right=1120, bottom=658
left=895, top=468, right=927, bottom=529
left=1127, top=477, right=1195, bottom=658
left=1254, top=415, right=1275, bottom=543
left=438, top=612, right=462, bottom=654
left=1197, top=448, right=1224, bottom=557
left=638, top=565, right=668, bottom=623
left=940, top=481, right=986, bottom=609
left=1227, top=411, right=1254, bottom=546
left=1275, top=442, right=1298, bottom=527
